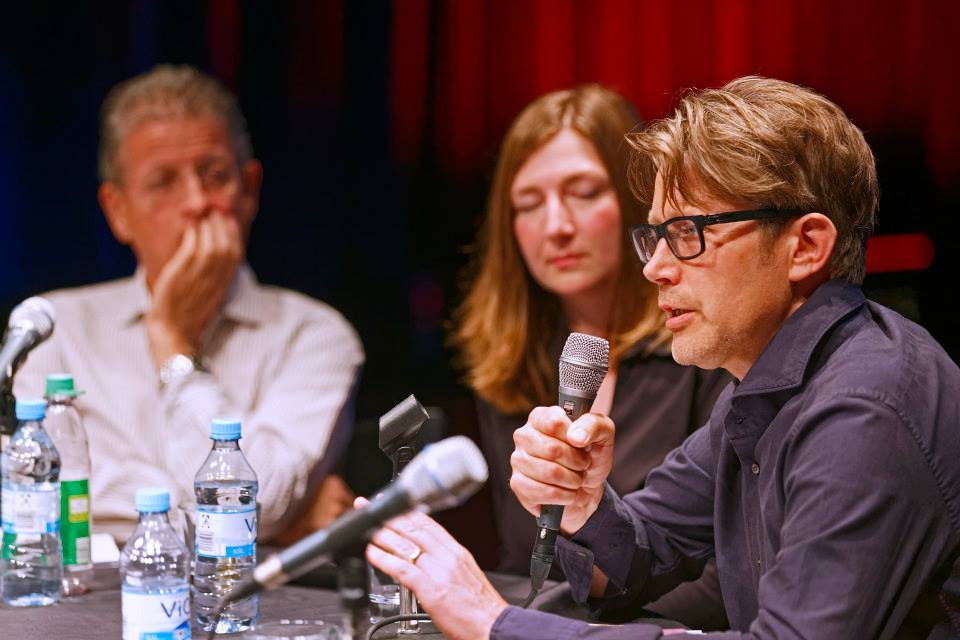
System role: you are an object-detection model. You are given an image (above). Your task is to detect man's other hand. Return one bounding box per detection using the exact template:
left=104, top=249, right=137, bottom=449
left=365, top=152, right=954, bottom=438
left=509, top=405, right=615, bottom=535
left=269, top=474, right=356, bottom=547
left=361, top=497, right=508, bottom=640
left=145, top=214, right=244, bottom=367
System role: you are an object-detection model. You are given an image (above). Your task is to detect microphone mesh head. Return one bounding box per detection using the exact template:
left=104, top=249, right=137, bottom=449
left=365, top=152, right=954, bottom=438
left=559, top=332, right=609, bottom=395
left=9, top=296, right=56, bottom=339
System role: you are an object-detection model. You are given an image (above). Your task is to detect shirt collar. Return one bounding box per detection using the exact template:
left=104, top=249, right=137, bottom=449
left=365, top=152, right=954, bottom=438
left=735, top=279, right=866, bottom=397
left=120, top=263, right=266, bottom=327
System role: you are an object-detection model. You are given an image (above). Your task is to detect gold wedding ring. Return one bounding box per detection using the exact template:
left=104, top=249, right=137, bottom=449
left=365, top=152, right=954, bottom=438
left=408, top=546, right=423, bottom=565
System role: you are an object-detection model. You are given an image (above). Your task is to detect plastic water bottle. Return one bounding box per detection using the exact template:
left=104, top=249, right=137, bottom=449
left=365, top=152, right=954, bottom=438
left=44, top=373, right=93, bottom=596
left=120, top=488, right=191, bottom=640
left=0, top=398, right=62, bottom=607
left=193, top=418, right=259, bottom=633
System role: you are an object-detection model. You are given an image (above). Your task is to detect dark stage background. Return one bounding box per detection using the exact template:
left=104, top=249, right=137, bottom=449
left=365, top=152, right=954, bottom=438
left=2, top=1, right=958, bottom=567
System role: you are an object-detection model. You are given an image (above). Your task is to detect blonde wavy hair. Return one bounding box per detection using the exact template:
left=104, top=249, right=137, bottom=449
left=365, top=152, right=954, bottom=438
left=627, top=76, right=878, bottom=284
left=451, top=85, right=667, bottom=415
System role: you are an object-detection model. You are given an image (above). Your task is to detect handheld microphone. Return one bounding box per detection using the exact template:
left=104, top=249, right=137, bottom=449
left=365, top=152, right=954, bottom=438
left=222, top=436, right=488, bottom=603
left=0, top=296, right=56, bottom=387
left=527, top=332, right=609, bottom=602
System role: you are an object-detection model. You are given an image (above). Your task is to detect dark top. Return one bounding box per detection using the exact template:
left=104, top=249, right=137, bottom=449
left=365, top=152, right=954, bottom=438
left=492, top=280, right=960, bottom=639
left=477, top=335, right=731, bottom=628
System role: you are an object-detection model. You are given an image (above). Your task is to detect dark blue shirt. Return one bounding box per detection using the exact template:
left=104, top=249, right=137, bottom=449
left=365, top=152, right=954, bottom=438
left=492, top=280, right=960, bottom=639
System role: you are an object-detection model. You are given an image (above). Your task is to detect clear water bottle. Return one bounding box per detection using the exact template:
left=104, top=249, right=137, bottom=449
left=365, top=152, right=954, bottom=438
left=193, top=418, right=259, bottom=633
left=0, top=398, right=62, bottom=607
left=44, top=373, right=93, bottom=596
left=120, top=487, right=191, bottom=640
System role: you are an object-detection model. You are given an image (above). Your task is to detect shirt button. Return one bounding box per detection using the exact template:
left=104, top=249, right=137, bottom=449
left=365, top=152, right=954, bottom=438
left=751, top=463, right=760, bottom=475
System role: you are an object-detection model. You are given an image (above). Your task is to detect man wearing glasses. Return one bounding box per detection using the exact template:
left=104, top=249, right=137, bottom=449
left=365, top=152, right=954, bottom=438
left=363, top=77, right=960, bottom=638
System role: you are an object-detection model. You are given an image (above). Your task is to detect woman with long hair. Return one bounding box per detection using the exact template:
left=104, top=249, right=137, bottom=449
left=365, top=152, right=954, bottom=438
left=451, top=85, right=730, bottom=628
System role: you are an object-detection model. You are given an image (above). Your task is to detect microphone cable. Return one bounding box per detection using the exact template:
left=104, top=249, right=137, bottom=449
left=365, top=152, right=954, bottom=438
left=521, top=522, right=559, bottom=608
left=365, top=614, right=432, bottom=640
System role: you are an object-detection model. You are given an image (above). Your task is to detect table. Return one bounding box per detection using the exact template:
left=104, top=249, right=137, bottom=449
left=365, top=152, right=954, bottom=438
left=0, top=565, right=579, bottom=639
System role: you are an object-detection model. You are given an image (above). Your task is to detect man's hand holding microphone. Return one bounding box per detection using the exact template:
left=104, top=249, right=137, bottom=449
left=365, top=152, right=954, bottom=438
left=509, top=405, right=616, bottom=536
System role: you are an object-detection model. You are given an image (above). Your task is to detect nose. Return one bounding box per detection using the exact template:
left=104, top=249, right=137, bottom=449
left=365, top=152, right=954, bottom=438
left=642, top=237, right=680, bottom=285
left=544, top=193, right=575, bottom=238
left=181, top=171, right=213, bottom=220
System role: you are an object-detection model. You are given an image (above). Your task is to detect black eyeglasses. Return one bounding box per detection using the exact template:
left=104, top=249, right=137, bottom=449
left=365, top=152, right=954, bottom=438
left=629, top=209, right=804, bottom=263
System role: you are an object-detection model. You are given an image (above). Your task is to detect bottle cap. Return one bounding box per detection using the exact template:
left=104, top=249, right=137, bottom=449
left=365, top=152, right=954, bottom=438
left=135, top=487, right=170, bottom=513
left=15, top=398, right=47, bottom=421
left=45, top=373, right=85, bottom=398
left=210, top=418, right=242, bottom=440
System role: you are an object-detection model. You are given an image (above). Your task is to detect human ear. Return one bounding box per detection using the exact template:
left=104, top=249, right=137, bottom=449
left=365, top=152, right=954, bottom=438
left=98, top=182, right=133, bottom=245
left=786, top=213, right=836, bottom=282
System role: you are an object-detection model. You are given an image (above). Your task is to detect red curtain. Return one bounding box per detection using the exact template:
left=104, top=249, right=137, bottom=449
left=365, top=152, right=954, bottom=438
left=391, top=0, right=960, bottom=187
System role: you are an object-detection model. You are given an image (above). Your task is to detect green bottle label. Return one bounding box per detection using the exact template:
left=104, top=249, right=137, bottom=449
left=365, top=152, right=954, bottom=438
left=1, top=532, right=14, bottom=560
left=60, top=478, right=91, bottom=566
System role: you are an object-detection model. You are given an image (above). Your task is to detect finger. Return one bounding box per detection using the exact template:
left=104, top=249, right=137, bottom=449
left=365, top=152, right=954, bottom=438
left=513, top=426, right=590, bottom=471
left=509, top=471, right=580, bottom=511
left=366, top=543, right=422, bottom=592
left=155, top=225, right=198, bottom=293
left=526, top=405, right=574, bottom=440
left=212, top=213, right=241, bottom=256
left=370, top=525, right=422, bottom=561
left=220, top=214, right=244, bottom=259
left=207, top=213, right=230, bottom=254
left=172, top=224, right=199, bottom=268
left=382, top=510, right=463, bottom=558
left=353, top=496, right=369, bottom=510
left=197, top=215, right=216, bottom=260
left=567, top=413, right=616, bottom=448
left=509, top=448, right=585, bottom=489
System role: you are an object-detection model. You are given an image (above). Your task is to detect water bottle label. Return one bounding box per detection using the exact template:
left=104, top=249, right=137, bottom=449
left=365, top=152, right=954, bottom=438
left=122, top=585, right=191, bottom=639
left=1, top=482, right=60, bottom=535
left=60, top=478, right=91, bottom=566
left=195, top=506, right=257, bottom=558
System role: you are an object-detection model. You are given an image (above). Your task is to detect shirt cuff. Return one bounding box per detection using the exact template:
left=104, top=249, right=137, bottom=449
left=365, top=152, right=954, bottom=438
left=490, top=606, right=577, bottom=640
left=557, top=484, right=637, bottom=602
left=491, top=606, right=665, bottom=640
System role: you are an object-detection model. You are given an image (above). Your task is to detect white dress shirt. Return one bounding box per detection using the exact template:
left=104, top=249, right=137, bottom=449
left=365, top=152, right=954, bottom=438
left=14, top=265, right=363, bottom=542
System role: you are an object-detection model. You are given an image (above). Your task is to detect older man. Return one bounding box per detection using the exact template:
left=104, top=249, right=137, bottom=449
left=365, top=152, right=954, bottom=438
left=365, top=77, right=960, bottom=639
left=15, top=65, right=362, bottom=543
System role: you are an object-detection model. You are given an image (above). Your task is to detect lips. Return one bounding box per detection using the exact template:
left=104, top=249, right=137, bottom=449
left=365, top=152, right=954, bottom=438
left=660, top=303, right=695, bottom=331
left=547, top=253, right=583, bottom=268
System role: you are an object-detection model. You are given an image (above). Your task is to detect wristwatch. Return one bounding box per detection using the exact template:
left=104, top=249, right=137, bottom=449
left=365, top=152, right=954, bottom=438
left=159, top=353, right=198, bottom=388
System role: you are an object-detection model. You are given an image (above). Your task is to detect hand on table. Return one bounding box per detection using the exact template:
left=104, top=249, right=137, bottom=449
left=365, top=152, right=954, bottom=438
left=360, top=497, right=509, bottom=640
left=145, top=214, right=244, bottom=367
left=509, top=405, right=615, bottom=535
left=268, top=474, right=356, bottom=547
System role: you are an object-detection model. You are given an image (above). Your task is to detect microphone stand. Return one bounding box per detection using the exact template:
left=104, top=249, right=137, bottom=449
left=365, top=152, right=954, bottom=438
left=378, top=395, right=430, bottom=636
left=338, top=556, right=368, bottom=640
left=392, top=446, right=420, bottom=635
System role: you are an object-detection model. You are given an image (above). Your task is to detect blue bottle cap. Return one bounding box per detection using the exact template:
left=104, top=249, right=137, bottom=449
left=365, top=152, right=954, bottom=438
left=15, top=398, right=47, bottom=421
left=211, top=417, right=242, bottom=440
left=135, top=487, right=171, bottom=513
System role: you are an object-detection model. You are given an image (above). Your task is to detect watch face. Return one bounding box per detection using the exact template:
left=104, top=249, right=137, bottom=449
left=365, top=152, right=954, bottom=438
left=161, top=354, right=195, bottom=386
left=171, top=354, right=194, bottom=373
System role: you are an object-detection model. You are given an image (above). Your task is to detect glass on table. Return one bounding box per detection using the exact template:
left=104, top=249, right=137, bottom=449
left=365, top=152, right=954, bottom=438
left=368, top=564, right=401, bottom=622
left=241, top=618, right=345, bottom=639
